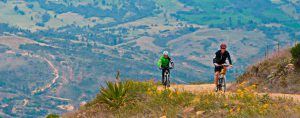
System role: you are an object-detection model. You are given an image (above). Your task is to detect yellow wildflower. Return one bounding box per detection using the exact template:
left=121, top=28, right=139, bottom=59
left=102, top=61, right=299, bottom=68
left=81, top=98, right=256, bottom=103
left=224, top=104, right=228, bottom=107
left=211, top=92, right=215, bottom=97
left=169, top=90, right=173, bottom=97
left=152, top=86, right=157, bottom=90
left=239, top=81, right=247, bottom=87
left=263, top=104, right=269, bottom=109
left=175, top=89, right=180, bottom=95
left=229, top=109, right=234, bottom=114
left=146, top=91, right=152, bottom=95
left=157, top=90, right=162, bottom=95
left=240, top=93, right=244, bottom=98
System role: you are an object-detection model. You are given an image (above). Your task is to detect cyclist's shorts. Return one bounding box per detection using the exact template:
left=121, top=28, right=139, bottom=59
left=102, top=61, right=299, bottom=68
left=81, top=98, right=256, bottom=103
left=215, top=66, right=223, bottom=72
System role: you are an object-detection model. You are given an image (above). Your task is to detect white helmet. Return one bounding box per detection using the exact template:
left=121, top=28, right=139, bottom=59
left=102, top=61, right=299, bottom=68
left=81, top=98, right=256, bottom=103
left=163, top=51, right=169, bottom=55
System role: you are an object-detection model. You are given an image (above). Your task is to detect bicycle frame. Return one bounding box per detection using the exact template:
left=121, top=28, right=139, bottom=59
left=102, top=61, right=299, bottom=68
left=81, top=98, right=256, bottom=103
left=164, top=70, right=169, bottom=84
left=162, top=67, right=173, bottom=88
left=216, top=64, right=229, bottom=92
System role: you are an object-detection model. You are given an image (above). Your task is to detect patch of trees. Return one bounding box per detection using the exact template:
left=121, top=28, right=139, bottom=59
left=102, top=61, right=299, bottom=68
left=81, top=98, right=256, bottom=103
left=0, top=0, right=7, bottom=3
left=36, top=0, right=157, bottom=22
left=14, top=6, right=25, bottom=15
left=0, top=44, right=10, bottom=53
left=42, top=12, right=51, bottom=23
left=26, top=4, right=34, bottom=9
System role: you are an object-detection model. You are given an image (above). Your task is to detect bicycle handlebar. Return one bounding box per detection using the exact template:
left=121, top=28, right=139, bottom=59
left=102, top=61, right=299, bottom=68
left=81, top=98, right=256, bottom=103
left=160, top=67, right=174, bottom=70
left=215, top=64, right=231, bottom=67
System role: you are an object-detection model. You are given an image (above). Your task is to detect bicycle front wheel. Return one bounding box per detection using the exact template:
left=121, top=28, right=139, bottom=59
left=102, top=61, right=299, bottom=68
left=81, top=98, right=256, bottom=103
left=163, top=71, right=169, bottom=88
left=222, top=77, right=226, bottom=93
left=217, top=77, right=222, bottom=92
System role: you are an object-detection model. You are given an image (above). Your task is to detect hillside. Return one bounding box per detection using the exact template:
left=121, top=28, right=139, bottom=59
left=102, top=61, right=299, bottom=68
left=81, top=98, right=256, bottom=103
left=1, top=0, right=300, bottom=117
left=62, top=80, right=300, bottom=118
left=62, top=44, right=300, bottom=118
left=61, top=46, right=300, bottom=118
left=230, top=49, right=300, bottom=94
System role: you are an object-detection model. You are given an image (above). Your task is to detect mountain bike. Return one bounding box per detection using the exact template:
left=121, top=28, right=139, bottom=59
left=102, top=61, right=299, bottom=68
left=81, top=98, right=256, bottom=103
left=161, top=67, right=173, bottom=89
left=216, top=64, right=230, bottom=93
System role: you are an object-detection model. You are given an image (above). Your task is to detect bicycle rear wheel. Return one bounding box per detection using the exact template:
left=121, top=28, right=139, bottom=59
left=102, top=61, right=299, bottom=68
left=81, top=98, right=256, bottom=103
left=218, top=77, right=226, bottom=93
left=163, top=70, right=169, bottom=88
left=167, top=73, right=170, bottom=87
left=217, top=77, right=222, bottom=92
left=222, top=77, right=226, bottom=93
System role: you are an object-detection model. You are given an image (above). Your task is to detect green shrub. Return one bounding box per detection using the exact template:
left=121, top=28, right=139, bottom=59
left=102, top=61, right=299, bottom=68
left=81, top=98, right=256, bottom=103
left=96, top=81, right=131, bottom=109
left=46, top=114, right=59, bottom=118
left=291, top=43, right=300, bottom=67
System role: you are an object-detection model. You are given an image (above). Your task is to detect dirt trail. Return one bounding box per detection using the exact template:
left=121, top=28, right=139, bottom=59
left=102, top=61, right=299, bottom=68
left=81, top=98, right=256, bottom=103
left=4, top=50, right=60, bottom=95
left=158, top=84, right=300, bottom=102
left=31, top=57, right=59, bottom=95
left=158, top=84, right=216, bottom=93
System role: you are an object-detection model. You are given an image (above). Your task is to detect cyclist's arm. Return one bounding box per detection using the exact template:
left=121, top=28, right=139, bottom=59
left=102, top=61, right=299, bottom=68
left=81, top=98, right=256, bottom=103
left=169, top=58, right=174, bottom=68
left=157, top=57, right=162, bottom=68
left=213, top=58, right=218, bottom=66
left=213, top=52, right=219, bottom=66
left=227, top=52, right=232, bottom=65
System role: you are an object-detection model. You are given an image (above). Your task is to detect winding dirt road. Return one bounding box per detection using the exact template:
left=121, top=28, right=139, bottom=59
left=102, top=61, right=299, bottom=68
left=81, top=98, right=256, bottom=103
left=4, top=50, right=60, bottom=95
left=31, top=57, right=59, bottom=95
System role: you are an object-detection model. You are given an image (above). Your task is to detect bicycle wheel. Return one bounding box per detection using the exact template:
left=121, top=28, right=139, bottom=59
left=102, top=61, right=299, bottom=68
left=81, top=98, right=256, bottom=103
left=163, top=70, right=168, bottom=88
left=165, top=70, right=170, bottom=88
left=215, top=78, right=219, bottom=92
left=218, top=77, right=223, bottom=91
left=223, top=77, right=226, bottom=93
left=216, top=76, right=221, bottom=92
left=167, top=71, right=170, bottom=87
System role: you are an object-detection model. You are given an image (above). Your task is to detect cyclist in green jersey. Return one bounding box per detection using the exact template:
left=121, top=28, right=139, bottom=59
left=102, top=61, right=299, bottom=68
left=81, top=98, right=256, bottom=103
left=157, top=51, right=174, bottom=87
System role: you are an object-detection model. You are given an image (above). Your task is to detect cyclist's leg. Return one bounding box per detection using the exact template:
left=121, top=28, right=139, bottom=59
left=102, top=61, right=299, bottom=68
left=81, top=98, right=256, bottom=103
left=214, top=66, right=222, bottom=91
left=167, top=69, right=170, bottom=87
left=214, top=71, right=219, bottom=92
left=214, top=71, right=219, bottom=86
left=214, top=66, right=221, bottom=86
left=162, top=69, right=166, bottom=85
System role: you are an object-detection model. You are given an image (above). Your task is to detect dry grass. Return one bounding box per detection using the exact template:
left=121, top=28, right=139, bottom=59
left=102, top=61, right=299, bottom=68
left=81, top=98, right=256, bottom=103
left=63, top=80, right=194, bottom=118
left=62, top=80, right=300, bottom=118
left=230, top=49, right=300, bottom=94
left=193, top=83, right=300, bottom=118
left=60, top=48, right=300, bottom=118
